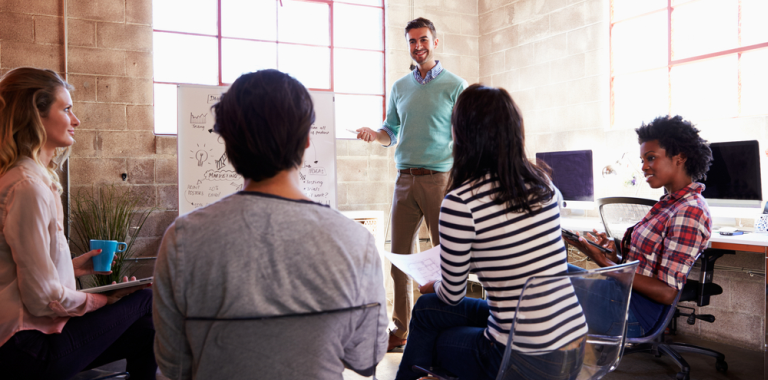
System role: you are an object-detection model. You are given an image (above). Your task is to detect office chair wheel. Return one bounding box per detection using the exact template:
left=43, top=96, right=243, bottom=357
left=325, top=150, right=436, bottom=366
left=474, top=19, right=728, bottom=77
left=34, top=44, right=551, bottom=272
left=716, top=359, right=728, bottom=372
left=675, top=372, right=689, bottom=380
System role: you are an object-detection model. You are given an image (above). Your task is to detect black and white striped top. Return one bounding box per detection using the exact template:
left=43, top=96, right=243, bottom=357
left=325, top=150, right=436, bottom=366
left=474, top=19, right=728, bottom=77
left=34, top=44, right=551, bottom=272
left=434, top=176, right=588, bottom=353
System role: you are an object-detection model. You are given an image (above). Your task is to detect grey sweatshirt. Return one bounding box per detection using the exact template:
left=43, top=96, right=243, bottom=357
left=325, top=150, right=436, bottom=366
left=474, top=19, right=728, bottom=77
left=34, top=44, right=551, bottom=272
left=153, top=192, right=388, bottom=379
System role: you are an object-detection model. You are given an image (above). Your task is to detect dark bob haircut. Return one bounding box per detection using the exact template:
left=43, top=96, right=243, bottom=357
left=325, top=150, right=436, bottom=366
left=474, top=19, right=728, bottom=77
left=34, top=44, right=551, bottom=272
left=213, top=69, right=315, bottom=182
left=636, top=115, right=712, bottom=182
left=448, top=84, right=554, bottom=213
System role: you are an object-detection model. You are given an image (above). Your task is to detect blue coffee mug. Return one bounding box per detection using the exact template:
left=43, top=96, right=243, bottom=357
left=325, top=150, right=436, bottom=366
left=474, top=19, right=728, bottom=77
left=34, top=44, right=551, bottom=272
left=90, top=240, right=127, bottom=272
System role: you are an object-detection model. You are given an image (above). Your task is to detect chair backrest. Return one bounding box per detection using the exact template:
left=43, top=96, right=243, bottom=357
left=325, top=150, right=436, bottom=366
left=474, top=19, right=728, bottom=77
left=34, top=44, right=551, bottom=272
left=624, top=276, right=686, bottom=346
left=496, top=261, right=639, bottom=380
left=598, top=198, right=708, bottom=347
left=596, top=197, right=657, bottom=239
left=183, top=303, right=382, bottom=379
left=70, top=368, right=128, bottom=380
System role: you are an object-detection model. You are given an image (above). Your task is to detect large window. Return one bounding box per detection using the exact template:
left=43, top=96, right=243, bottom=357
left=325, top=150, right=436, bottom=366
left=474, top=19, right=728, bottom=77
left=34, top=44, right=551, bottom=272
left=152, top=0, right=385, bottom=137
left=610, top=0, right=768, bottom=128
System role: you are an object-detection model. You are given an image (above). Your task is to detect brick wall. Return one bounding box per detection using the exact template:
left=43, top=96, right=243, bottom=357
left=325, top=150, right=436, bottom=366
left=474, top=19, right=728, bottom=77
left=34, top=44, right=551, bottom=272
left=0, top=0, right=175, bottom=261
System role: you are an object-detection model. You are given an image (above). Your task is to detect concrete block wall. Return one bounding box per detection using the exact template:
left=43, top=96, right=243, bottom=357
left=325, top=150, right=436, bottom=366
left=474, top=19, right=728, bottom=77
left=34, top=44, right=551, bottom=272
left=678, top=252, right=765, bottom=350
left=478, top=0, right=633, bottom=208
left=478, top=0, right=767, bottom=205
left=0, top=0, right=175, bottom=260
left=479, top=0, right=766, bottom=350
left=349, top=0, right=481, bottom=311
left=337, top=0, right=481, bottom=248
left=386, top=0, right=480, bottom=91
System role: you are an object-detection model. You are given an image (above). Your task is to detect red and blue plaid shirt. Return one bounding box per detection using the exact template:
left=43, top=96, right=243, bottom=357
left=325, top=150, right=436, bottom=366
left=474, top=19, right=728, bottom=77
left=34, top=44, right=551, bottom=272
left=623, top=182, right=712, bottom=289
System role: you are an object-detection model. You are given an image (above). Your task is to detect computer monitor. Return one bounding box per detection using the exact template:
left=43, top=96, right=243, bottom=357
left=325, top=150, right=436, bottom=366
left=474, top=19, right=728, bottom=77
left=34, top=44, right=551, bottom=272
left=701, top=140, right=763, bottom=208
left=536, top=150, right=594, bottom=209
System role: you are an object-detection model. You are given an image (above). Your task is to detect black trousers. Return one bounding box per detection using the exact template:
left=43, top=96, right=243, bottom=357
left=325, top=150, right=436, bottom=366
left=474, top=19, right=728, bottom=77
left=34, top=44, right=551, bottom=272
left=0, top=289, right=156, bottom=380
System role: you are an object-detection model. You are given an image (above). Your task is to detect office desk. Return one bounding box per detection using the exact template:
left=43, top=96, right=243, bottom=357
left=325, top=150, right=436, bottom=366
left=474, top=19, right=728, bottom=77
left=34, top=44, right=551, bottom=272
left=709, top=232, right=768, bottom=253
left=561, top=216, right=604, bottom=234
left=563, top=215, right=768, bottom=279
left=562, top=216, right=768, bottom=251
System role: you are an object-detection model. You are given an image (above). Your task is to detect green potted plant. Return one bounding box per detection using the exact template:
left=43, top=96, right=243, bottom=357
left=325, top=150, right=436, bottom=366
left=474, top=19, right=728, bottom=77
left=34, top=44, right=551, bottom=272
left=70, top=185, right=155, bottom=286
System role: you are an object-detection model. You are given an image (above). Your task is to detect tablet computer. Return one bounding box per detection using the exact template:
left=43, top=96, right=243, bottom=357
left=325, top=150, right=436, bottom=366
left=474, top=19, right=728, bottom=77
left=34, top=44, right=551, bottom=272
left=80, top=277, right=153, bottom=294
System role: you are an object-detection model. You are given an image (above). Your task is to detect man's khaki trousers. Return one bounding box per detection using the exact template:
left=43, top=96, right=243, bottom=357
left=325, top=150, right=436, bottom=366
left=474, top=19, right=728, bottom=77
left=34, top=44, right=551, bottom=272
left=389, top=171, right=449, bottom=339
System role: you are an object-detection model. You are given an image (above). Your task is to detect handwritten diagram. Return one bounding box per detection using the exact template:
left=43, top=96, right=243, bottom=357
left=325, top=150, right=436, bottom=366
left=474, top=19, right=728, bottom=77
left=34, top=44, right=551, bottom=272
left=190, top=113, right=207, bottom=124
left=189, top=144, right=213, bottom=167
left=178, top=85, right=336, bottom=215
left=298, top=123, right=335, bottom=205
left=207, top=94, right=221, bottom=104
left=215, top=152, right=228, bottom=170
left=178, top=87, right=244, bottom=212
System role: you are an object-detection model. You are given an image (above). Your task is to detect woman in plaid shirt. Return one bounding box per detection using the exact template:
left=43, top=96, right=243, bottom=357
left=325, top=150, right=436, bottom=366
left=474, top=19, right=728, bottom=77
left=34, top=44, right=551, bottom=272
left=565, top=115, right=713, bottom=337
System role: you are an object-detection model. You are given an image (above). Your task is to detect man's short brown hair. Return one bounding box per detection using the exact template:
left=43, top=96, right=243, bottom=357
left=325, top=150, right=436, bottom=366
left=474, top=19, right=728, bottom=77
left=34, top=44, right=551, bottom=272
left=404, top=17, right=436, bottom=39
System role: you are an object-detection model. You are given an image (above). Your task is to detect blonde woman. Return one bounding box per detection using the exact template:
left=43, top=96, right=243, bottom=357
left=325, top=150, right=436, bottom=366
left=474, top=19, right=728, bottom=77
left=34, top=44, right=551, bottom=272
left=0, top=68, right=155, bottom=380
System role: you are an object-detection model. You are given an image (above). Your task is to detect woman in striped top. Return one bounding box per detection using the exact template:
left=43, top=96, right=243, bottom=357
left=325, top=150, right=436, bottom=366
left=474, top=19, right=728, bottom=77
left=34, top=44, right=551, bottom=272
left=395, top=84, right=588, bottom=380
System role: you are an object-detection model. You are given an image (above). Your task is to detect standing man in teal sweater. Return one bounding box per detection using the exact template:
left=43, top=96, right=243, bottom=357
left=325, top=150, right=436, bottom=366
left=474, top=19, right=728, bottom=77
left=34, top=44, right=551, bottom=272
left=355, top=17, right=468, bottom=352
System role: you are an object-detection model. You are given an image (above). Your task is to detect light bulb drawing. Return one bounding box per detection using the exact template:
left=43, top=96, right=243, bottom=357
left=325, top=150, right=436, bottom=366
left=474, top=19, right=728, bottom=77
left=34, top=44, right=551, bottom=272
left=195, top=150, right=208, bottom=166
left=189, top=144, right=213, bottom=167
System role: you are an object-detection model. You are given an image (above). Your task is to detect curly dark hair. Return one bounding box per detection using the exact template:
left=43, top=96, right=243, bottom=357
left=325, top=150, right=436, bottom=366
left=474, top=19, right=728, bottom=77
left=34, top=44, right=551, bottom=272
left=213, top=70, right=315, bottom=182
left=635, top=115, right=713, bottom=182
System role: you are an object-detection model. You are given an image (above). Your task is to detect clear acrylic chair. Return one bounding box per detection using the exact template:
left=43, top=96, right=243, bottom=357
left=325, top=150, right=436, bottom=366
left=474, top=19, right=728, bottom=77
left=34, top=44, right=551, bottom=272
left=182, top=302, right=383, bottom=379
left=497, top=261, right=640, bottom=380
left=415, top=261, right=639, bottom=380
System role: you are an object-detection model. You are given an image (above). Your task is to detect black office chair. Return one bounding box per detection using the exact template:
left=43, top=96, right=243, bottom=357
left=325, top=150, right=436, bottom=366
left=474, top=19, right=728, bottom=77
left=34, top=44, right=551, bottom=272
left=596, top=197, right=731, bottom=380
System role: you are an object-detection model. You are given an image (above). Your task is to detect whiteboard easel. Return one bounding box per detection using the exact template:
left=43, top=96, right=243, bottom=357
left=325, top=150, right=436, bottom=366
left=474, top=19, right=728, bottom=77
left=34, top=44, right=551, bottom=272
left=176, top=84, right=337, bottom=215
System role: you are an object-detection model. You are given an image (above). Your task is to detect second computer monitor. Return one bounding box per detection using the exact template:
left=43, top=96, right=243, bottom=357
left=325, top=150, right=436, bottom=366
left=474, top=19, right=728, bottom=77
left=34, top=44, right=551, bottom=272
left=536, top=150, right=595, bottom=209
left=701, top=140, right=763, bottom=208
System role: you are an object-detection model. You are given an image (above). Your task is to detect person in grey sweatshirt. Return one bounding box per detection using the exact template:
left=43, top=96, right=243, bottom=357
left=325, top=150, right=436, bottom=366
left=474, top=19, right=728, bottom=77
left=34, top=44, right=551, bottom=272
left=152, top=69, right=389, bottom=379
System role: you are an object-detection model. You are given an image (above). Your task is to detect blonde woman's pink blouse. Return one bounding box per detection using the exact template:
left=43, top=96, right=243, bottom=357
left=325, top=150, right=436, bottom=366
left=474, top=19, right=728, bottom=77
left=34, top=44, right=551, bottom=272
left=0, top=157, right=107, bottom=346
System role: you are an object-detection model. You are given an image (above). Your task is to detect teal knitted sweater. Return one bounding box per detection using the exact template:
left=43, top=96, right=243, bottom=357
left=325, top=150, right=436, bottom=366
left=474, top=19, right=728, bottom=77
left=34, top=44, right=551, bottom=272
left=382, top=70, right=467, bottom=172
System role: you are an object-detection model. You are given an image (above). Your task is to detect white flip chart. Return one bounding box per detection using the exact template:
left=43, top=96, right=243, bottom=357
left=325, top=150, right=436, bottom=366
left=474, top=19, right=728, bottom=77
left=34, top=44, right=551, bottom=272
left=177, top=84, right=337, bottom=215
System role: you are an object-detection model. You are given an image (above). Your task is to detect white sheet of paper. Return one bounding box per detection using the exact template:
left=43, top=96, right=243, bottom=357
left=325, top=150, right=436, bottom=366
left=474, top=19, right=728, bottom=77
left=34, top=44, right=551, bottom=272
left=384, top=245, right=442, bottom=286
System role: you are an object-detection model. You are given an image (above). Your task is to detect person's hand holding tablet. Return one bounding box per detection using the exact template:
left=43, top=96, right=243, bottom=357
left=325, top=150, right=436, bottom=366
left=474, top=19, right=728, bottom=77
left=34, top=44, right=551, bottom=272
left=104, top=276, right=151, bottom=304
left=80, top=276, right=153, bottom=304
left=562, top=229, right=619, bottom=267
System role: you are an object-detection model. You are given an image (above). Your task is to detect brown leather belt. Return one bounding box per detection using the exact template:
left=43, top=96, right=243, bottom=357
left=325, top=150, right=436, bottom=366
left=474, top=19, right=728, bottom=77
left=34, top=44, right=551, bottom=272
left=398, top=168, right=443, bottom=176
